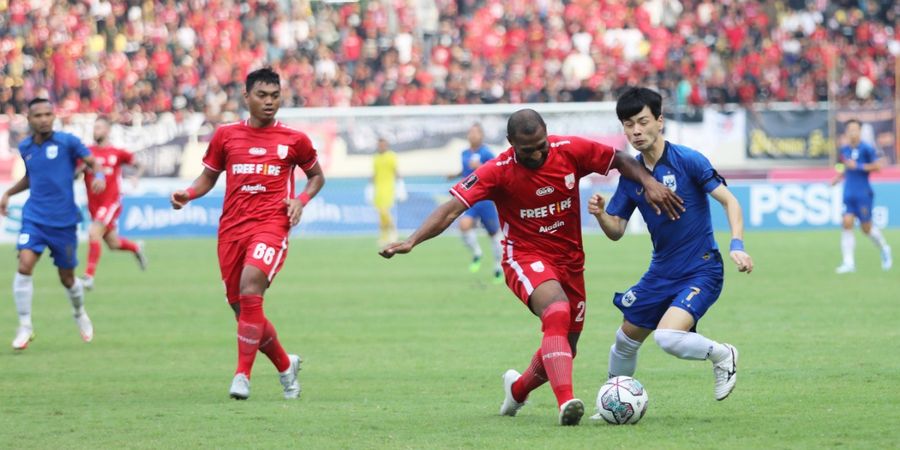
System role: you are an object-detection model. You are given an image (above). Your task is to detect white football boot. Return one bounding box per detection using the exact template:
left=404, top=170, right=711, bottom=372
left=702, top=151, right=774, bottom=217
left=75, top=312, right=93, bottom=343
left=499, top=369, right=525, bottom=416
left=12, top=326, right=34, bottom=350
left=835, top=263, right=855, bottom=274
left=881, top=246, right=892, bottom=271
left=558, top=398, right=585, bottom=426
left=279, top=354, right=302, bottom=399
left=230, top=373, right=250, bottom=400
left=713, top=344, right=739, bottom=401
left=80, top=275, right=95, bottom=291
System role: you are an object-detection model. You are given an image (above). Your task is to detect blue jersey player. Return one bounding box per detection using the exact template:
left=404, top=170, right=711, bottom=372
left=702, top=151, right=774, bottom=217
left=0, top=98, right=106, bottom=350
left=589, top=88, right=752, bottom=402
left=448, top=123, right=503, bottom=281
left=831, top=119, right=891, bottom=273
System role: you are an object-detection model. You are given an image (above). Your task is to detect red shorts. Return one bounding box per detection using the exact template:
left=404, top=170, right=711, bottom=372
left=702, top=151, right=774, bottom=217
left=502, top=250, right=587, bottom=332
left=89, top=201, right=122, bottom=231
left=218, top=232, right=289, bottom=304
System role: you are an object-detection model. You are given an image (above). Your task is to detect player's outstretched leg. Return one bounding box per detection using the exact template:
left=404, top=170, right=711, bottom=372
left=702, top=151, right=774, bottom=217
left=62, top=273, right=92, bottom=343
left=863, top=224, right=892, bottom=271
left=654, top=329, right=737, bottom=400
left=258, top=319, right=301, bottom=399
left=117, top=237, right=147, bottom=271
left=459, top=217, right=482, bottom=272
left=539, top=302, right=583, bottom=425
left=234, top=294, right=265, bottom=387
left=82, top=240, right=102, bottom=290
left=12, top=272, right=35, bottom=350
left=508, top=348, right=547, bottom=409
left=608, top=327, right=644, bottom=379
left=836, top=226, right=856, bottom=274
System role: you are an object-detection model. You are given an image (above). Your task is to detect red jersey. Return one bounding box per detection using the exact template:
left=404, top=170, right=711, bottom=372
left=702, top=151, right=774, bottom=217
left=202, top=120, right=318, bottom=241
left=450, top=135, right=615, bottom=267
left=84, top=146, right=134, bottom=206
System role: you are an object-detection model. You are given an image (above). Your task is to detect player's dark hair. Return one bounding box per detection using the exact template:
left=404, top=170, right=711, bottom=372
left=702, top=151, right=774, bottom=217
left=245, top=67, right=281, bottom=92
left=507, top=109, right=546, bottom=138
left=616, top=87, right=662, bottom=121
left=28, top=98, right=51, bottom=109
left=846, top=119, right=862, bottom=128
left=471, top=122, right=483, bottom=133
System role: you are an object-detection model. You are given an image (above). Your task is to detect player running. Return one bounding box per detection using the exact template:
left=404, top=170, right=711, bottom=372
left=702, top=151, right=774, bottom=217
left=832, top=119, right=892, bottom=273
left=1, top=98, right=107, bottom=350
left=372, top=137, right=399, bottom=246
left=447, top=123, right=504, bottom=281
left=170, top=68, right=325, bottom=400
left=589, top=87, right=750, bottom=402
left=380, top=109, right=683, bottom=425
left=80, top=117, right=148, bottom=290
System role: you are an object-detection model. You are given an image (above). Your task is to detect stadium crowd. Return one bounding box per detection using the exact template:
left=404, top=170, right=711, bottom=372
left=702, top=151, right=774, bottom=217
left=0, top=0, right=898, bottom=121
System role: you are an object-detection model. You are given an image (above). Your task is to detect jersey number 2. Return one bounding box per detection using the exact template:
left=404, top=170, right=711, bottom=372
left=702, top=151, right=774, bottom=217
left=575, top=301, right=586, bottom=322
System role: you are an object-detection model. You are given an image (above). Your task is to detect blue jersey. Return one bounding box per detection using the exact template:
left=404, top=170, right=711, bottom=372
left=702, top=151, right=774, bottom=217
left=839, top=142, right=877, bottom=199
left=607, top=142, right=724, bottom=278
left=460, top=145, right=494, bottom=178
left=18, top=131, right=90, bottom=227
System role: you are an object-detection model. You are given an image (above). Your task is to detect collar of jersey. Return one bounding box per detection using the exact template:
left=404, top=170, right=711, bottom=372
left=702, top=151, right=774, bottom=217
left=640, top=140, right=671, bottom=172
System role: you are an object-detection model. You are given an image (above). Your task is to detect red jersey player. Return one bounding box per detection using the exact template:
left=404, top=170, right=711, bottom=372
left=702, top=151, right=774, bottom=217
left=170, top=68, right=325, bottom=400
left=81, top=117, right=147, bottom=290
left=380, top=109, right=683, bottom=425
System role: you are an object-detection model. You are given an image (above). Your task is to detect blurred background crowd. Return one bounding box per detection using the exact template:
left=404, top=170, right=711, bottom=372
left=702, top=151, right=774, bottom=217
left=1, top=0, right=898, bottom=124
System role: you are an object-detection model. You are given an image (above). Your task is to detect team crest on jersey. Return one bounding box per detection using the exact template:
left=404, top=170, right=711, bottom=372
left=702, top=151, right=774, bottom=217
left=530, top=261, right=545, bottom=273
left=46, top=145, right=58, bottom=160
left=663, top=174, right=677, bottom=192
left=277, top=144, right=289, bottom=159
left=461, top=174, right=479, bottom=190
left=564, top=173, right=575, bottom=189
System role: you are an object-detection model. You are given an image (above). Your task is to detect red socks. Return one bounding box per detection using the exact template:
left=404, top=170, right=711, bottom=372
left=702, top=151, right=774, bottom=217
left=258, top=319, right=290, bottom=373
left=235, top=295, right=265, bottom=377
left=511, top=349, right=547, bottom=403
left=85, top=240, right=101, bottom=277
left=118, top=238, right=139, bottom=253
left=539, top=301, right=574, bottom=407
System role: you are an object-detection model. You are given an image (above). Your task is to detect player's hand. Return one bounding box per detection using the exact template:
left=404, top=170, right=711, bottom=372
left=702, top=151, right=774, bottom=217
left=90, top=178, right=106, bottom=194
left=284, top=198, right=304, bottom=227
left=730, top=250, right=753, bottom=273
left=643, top=181, right=684, bottom=220
left=170, top=190, right=191, bottom=210
left=0, top=193, right=9, bottom=217
left=587, top=193, right=606, bottom=217
left=379, top=240, right=414, bottom=258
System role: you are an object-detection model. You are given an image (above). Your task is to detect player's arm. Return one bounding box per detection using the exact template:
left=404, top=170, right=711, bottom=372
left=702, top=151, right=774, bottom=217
left=170, top=168, right=221, bottom=209
left=81, top=155, right=107, bottom=194
left=709, top=185, right=753, bottom=274
left=379, top=197, right=468, bottom=258
left=587, top=193, right=627, bottom=241
left=831, top=165, right=845, bottom=186
left=285, top=162, right=325, bottom=227
left=0, top=174, right=30, bottom=217
left=611, top=151, right=684, bottom=220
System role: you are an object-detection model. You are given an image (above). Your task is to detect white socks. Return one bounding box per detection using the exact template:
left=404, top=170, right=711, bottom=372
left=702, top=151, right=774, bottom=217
left=491, top=233, right=503, bottom=271
left=654, top=329, right=729, bottom=363
left=841, top=229, right=856, bottom=267
left=461, top=229, right=482, bottom=259
left=608, top=327, right=642, bottom=378
left=67, top=277, right=86, bottom=317
left=867, top=226, right=888, bottom=250
left=13, top=272, right=34, bottom=328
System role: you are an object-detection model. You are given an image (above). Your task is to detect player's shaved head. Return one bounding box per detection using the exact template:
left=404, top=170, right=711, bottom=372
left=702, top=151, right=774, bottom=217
left=506, top=109, right=546, bottom=139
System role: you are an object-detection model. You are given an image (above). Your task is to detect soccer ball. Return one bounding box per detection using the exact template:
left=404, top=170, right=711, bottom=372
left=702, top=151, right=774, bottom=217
left=591, top=376, right=649, bottom=424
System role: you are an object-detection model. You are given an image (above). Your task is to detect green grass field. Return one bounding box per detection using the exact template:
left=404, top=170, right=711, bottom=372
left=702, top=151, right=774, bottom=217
left=1, top=230, right=898, bottom=449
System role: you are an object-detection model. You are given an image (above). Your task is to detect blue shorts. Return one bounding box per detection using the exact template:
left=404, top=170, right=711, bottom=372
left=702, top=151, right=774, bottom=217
left=16, top=220, right=79, bottom=269
left=844, top=195, right=874, bottom=223
left=462, top=200, right=500, bottom=235
left=613, top=252, right=724, bottom=330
